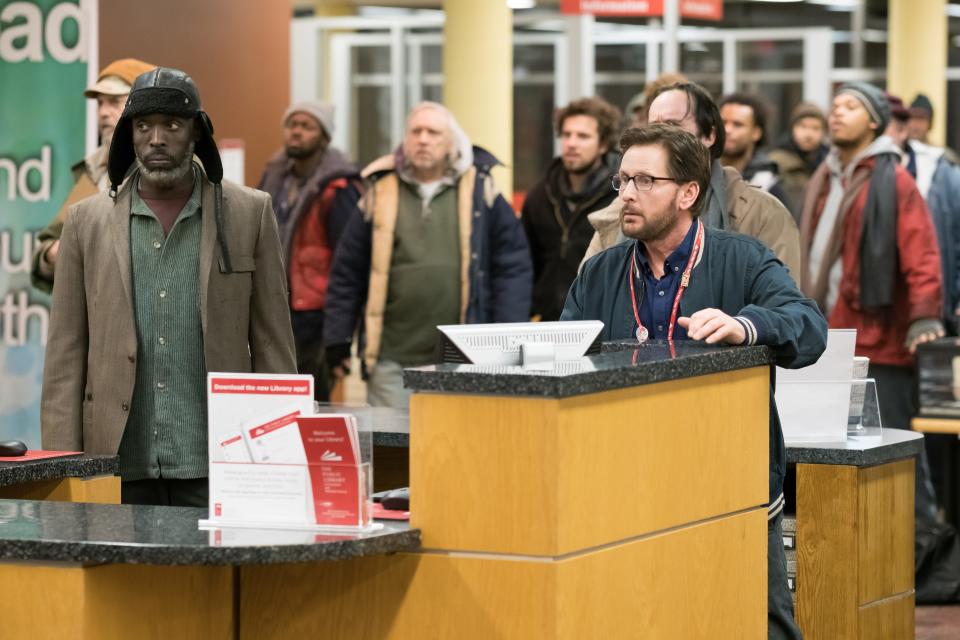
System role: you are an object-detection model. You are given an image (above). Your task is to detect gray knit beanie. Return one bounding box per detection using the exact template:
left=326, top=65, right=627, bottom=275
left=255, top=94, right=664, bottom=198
left=837, top=82, right=891, bottom=135
left=283, top=101, right=335, bottom=137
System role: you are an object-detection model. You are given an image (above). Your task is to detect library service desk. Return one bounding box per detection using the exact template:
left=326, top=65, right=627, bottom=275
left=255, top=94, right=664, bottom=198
left=788, top=429, right=922, bottom=640
left=0, top=342, right=774, bottom=639
left=0, top=453, right=119, bottom=503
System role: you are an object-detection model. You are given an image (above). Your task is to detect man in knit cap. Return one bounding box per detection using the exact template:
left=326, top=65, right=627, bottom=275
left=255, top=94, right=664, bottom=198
left=769, top=102, right=829, bottom=223
left=800, top=82, right=944, bottom=541
left=908, top=94, right=935, bottom=144
left=257, top=102, right=361, bottom=401
left=31, top=58, right=155, bottom=293
left=41, top=68, right=296, bottom=506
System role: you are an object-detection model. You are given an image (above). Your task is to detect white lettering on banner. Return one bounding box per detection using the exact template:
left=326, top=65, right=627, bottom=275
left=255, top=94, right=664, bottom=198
left=0, top=1, right=87, bottom=64
left=0, top=145, right=52, bottom=202
left=0, top=290, right=49, bottom=347
left=0, top=229, right=35, bottom=274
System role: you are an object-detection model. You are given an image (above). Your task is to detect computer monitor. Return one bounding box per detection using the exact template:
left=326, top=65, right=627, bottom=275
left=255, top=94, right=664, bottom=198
left=436, top=321, right=604, bottom=366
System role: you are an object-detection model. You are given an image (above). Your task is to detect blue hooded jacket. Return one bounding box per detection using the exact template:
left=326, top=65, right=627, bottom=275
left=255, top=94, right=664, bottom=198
left=562, top=226, right=828, bottom=514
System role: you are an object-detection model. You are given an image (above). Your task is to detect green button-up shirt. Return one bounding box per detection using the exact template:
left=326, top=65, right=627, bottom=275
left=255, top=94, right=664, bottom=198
left=119, top=169, right=207, bottom=481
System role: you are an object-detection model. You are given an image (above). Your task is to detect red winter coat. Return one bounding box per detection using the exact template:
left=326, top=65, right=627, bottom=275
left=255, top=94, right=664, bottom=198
left=257, top=148, right=362, bottom=313
left=805, top=157, right=942, bottom=367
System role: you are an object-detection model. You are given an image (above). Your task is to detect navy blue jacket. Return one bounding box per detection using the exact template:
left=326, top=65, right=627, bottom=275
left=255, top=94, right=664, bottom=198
left=926, top=156, right=960, bottom=327
left=324, top=147, right=533, bottom=365
left=561, top=227, right=828, bottom=512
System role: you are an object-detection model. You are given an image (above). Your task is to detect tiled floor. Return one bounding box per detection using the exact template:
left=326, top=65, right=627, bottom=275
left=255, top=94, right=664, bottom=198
left=917, top=605, right=960, bottom=639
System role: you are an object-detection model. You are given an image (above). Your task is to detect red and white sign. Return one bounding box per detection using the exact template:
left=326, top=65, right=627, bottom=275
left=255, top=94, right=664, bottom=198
left=679, top=0, right=723, bottom=21
left=560, top=0, right=722, bottom=21
left=300, top=415, right=365, bottom=527
left=209, top=377, right=312, bottom=396
left=299, top=415, right=360, bottom=466
left=204, top=374, right=371, bottom=530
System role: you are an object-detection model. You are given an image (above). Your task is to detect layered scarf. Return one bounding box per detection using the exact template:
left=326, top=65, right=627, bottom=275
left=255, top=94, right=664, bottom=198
left=800, top=137, right=900, bottom=311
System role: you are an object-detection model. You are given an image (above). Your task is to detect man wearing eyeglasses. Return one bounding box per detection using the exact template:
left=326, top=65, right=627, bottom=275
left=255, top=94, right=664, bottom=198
left=561, top=123, right=827, bottom=640
left=582, top=81, right=801, bottom=284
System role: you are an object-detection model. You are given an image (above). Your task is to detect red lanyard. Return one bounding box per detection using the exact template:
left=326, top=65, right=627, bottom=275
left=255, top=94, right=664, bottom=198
left=628, top=220, right=704, bottom=343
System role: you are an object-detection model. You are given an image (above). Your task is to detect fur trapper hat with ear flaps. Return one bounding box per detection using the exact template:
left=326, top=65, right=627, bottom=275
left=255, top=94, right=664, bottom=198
left=108, top=67, right=233, bottom=272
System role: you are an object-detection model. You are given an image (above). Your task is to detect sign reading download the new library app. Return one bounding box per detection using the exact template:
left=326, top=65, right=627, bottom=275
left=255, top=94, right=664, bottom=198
left=0, top=0, right=93, bottom=446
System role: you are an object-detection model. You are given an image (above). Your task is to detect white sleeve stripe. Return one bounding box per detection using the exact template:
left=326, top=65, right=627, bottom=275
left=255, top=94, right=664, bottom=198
left=767, top=493, right=785, bottom=519
left=734, top=316, right=757, bottom=345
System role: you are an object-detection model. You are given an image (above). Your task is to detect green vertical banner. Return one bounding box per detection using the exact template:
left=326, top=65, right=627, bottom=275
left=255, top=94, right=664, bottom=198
left=0, top=0, right=94, bottom=447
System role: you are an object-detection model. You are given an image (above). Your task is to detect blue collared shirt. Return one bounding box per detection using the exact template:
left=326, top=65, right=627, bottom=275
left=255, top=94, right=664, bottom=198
left=633, top=220, right=699, bottom=340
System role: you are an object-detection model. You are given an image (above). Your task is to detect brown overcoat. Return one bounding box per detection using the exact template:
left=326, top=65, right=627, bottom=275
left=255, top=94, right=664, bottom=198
left=41, top=169, right=297, bottom=455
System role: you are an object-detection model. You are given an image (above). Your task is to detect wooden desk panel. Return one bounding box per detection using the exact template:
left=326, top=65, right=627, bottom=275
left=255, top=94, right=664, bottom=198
left=411, top=367, right=769, bottom=555
left=796, top=458, right=915, bottom=640
left=0, top=563, right=234, bottom=640
left=0, top=475, right=120, bottom=503
left=239, top=508, right=766, bottom=640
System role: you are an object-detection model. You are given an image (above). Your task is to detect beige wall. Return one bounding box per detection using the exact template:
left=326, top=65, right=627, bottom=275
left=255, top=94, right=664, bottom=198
left=99, top=0, right=290, bottom=185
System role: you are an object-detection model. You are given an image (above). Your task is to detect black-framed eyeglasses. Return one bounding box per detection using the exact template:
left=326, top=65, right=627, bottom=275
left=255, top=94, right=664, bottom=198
left=611, top=173, right=678, bottom=193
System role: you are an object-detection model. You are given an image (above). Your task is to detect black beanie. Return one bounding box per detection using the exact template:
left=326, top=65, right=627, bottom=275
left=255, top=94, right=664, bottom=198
left=910, top=94, right=934, bottom=121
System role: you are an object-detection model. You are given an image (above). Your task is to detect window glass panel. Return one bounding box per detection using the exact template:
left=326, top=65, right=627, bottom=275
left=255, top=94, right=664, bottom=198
left=354, top=45, right=390, bottom=74
left=680, top=41, right=723, bottom=99
left=514, top=44, right=556, bottom=193
left=735, top=81, right=803, bottom=146
left=354, top=86, right=392, bottom=166
left=595, top=44, right=645, bottom=73
left=514, top=85, right=555, bottom=194
left=738, top=40, right=803, bottom=72
left=515, top=44, right=554, bottom=75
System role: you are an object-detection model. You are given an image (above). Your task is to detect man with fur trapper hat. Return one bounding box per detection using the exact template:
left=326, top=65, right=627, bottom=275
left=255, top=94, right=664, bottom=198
left=41, top=68, right=296, bottom=506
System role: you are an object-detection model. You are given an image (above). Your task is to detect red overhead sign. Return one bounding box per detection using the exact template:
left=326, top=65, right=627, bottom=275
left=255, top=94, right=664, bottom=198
left=560, top=0, right=723, bottom=21
left=679, top=0, right=723, bottom=20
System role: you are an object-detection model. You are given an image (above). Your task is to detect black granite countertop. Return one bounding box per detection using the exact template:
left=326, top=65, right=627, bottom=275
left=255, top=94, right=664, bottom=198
left=404, top=341, right=773, bottom=398
left=0, top=455, right=118, bottom=487
left=786, top=429, right=924, bottom=467
left=0, top=499, right=419, bottom=566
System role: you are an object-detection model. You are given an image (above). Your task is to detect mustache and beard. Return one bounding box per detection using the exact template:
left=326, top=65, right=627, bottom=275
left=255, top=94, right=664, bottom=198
left=136, top=141, right=196, bottom=189
left=620, top=202, right=676, bottom=243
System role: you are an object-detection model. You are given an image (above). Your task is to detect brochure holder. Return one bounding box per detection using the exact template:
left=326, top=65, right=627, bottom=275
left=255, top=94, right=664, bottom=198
left=848, top=378, right=883, bottom=442
left=776, top=329, right=856, bottom=444
left=200, top=373, right=377, bottom=533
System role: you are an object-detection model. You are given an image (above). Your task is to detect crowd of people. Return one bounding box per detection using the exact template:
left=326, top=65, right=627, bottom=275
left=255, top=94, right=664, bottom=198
left=30, top=58, right=960, bottom=634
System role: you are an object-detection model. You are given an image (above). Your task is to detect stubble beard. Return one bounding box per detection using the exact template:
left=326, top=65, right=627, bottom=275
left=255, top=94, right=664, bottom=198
left=722, top=144, right=749, bottom=163
left=563, top=154, right=601, bottom=176
left=137, top=141, right=196, bottom=190
left=620, top=204, right=676, bottom=243
left=99, top=124, right=115, bottom=149
left=285, top=139, right=326, bottom=160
